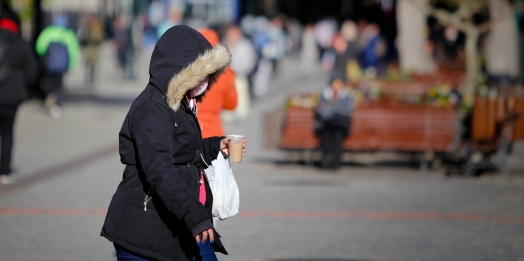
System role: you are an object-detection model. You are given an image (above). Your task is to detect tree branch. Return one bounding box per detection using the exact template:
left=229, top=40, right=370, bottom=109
left=429, top=7, right=470, bottom=31
left=404, top=0, right=470, bottom=32
left=478, top=21, right=491, bottom=33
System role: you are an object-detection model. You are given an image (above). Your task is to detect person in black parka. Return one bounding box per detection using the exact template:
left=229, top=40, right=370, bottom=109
left=0, top=23, right=38, bottom=184
left=101, top=25, right=240, bottom=260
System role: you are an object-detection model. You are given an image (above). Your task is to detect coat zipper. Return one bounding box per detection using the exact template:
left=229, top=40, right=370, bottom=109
left=144, top=188, right=155, bottom=211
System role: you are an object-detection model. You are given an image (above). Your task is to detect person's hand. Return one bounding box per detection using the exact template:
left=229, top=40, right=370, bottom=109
left=195, top=228, right=214, bottom=244
left=220, top=137, right=247, bottom=157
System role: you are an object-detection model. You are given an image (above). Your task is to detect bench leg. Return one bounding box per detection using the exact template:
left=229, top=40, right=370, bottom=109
left=420, top=152, right=428, bottom=173
left=495, top=142, right=511, bottom=181
left=304, top=150, right=313, bottom=167
left=420, top=151, right=435, bottom=172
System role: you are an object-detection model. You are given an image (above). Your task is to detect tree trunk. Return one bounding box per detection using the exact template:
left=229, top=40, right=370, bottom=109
left=485, top=0, right=519, bottom=78
left=396, top=0, right=437, bottom=74
left=463, top=26, right=480, bottom=99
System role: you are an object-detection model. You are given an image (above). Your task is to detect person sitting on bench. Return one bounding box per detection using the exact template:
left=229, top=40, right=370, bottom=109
left=314, top=72, right=354, bottom=169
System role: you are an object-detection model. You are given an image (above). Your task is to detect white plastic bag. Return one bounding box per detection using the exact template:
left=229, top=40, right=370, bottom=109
left=204, top=152, right=239, bottom=220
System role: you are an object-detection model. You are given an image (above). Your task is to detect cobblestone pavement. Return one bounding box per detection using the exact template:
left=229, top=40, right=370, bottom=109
left=0, top=43, right=523, bottom=261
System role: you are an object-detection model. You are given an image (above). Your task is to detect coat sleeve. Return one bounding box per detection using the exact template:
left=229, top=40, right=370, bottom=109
left=221, top=68, right=238, bottom=110
left=201, top=136, right=224, bottom=166
left=131, top=101, right=211, bottom=235
left=35, top=27, right=50, bottom=57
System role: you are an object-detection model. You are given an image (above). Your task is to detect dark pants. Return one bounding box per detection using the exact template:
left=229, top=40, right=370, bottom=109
left=319, top=126, right=346, bottom=169
left=0, top=106, right=19, bottom=175
left=85, top=62, right=95, bottom=86
left=197, top=240, right=218, bottom=261
left=43, top=73, right=64, bottom=105
left=114, top=244, right=149, bottom=261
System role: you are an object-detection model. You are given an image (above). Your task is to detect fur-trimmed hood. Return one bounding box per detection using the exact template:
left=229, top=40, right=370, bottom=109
left=148, top=25, right=231, bottom=112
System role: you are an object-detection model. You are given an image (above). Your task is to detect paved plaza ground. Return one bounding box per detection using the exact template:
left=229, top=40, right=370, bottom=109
left=0, top=44, right=523, bottom=261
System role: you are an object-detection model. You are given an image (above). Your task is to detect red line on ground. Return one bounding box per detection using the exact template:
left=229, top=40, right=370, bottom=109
left=268, top=210, right=310, bottom=218
left=237, top=210, right=268, bottom=217
left=309, top=211, right=353, bottom=218
left=401, top=212, right=444, bottom=220
left=356, top=211, right=401, bottom=219
left=490, top=216, right=524, bottom=225
left=446, top=213, right=489, bottom=221
left=0, top=207, right=45, bottom=215
left=91, top=208, right=109, bottom=215
left=46, top=208, right=90, bottom=215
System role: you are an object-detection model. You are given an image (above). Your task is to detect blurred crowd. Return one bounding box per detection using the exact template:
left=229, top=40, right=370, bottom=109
left=2, top=1, right=467, bottom=118
left=0, top=0, right=494, bottom=179
left=89, top=10, right=403, bottom=121
left=0, top=0, right=407, bottom=180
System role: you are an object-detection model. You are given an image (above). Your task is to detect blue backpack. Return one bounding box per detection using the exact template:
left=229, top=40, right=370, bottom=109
left=44, top=42, right=69, bottom=74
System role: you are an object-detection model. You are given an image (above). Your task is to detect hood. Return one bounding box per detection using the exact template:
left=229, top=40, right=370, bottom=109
left=52, top=14, right=69, bottom=27
left=0, top=18, right=19, bottom=34
left=149, top=25, right=231, bottom=112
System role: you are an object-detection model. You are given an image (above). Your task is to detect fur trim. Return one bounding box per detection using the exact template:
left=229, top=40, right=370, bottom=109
left=165, top=44, right=231, bottom=112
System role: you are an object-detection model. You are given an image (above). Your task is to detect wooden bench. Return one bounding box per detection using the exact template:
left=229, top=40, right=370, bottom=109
left=278, top=104, right=458, bottom=156
left=452, top=96, right=524, bottom=178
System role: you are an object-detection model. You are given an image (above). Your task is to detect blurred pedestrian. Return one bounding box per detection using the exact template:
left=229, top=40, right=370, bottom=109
left=223, top=25, right=257, bottom=121
left=314, top=18, right=337, bottom=60
left=359, top=23, right=385, bottom=70
left=83, top=15, right=105, bottom=86
left=332, top=33, right=349, bottom=78
left=337, top=20, right=361, bottom=81
left=300, top=23, right=319, bottom=76
left=285, top=18, right=302, bottom=54
left=113, top=16, right=136, bottom=80
left=250, top=16, right=271, bottom=98
left=252, top=16, right=286, bottom=98
left=156, top=8, right=182, bottom=38
left=314, top=72, right=353, bottom=169
left=197, top=28, right=238, bottom=138
left=35, top=14, right=81, bottom=118
left=100, top=25, right=245, bottom=261
left=315, top=19, right=338, bottom=72
left=0, top=19, right=38, bottom=184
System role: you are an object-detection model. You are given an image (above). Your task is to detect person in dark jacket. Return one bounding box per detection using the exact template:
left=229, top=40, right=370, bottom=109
left=314, top=72, right=353, bottom=169
left=0, top=25, right=38, bottom=185
left=101, top=25, right=245, bottom=261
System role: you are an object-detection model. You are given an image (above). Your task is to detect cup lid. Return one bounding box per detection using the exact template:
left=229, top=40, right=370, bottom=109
left=227, top=134, right=244, bottom=139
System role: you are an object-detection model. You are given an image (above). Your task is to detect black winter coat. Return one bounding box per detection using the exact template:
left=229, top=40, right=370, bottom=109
left=0, top=28, right=37, bottom=107
left=101, top=25, right=231, bottom=261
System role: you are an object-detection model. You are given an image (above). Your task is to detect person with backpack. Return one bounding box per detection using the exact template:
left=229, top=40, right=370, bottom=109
left=0, top=17, right=38, bottom=184
left=35, top=14, right=81, bottom=118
